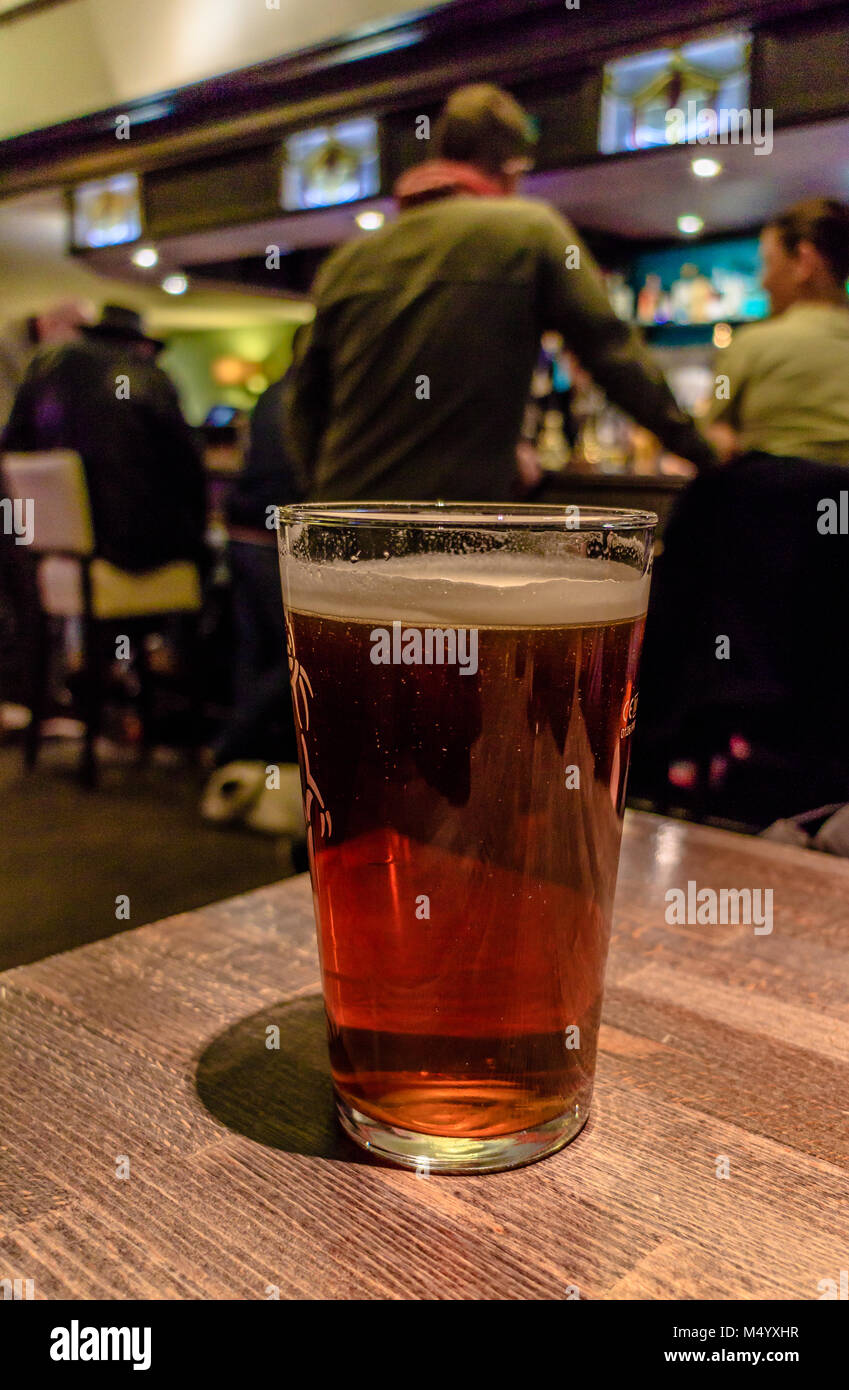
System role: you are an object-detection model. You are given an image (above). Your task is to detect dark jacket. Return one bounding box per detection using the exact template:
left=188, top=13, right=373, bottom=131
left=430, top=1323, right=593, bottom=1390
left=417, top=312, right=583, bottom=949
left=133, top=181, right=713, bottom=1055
left=227, top=369, right=310, bottom=532
left=2, top=338, right=206, bottom=571
left=286, top=184, right=716, bottom=500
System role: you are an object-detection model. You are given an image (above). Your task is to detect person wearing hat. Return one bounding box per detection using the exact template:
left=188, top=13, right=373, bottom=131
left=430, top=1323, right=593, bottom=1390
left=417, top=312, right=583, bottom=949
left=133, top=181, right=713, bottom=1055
left=81, top=303, right=166, bottom=358
left=2, top=304, right=205, bottom=572
left=287, top=83, right=716, bottom=501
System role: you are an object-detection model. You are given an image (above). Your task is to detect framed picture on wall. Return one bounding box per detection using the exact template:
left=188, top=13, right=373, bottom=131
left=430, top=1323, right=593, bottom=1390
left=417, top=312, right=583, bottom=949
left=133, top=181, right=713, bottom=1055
left=281, top=117, right=380, bottom=211
left=71, top=172, right=143, bottom=249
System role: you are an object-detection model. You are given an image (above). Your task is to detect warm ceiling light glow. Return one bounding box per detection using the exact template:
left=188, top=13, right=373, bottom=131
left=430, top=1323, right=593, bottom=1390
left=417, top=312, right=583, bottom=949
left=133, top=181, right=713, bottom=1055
left=691, top=157, right=722, bottom=178
left=677, top=214, right=704, bottom=236
left=355, top=209, right=384, bottom=230
left=211, top=356, right=249, bottom=386
left=131, top=245, right=159, bottom=268
left=161, top=272, right=188, bottom=295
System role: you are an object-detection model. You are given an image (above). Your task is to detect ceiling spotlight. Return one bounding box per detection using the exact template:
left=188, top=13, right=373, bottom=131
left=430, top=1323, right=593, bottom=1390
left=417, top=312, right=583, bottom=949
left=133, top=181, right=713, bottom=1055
left=355, top=210, right=385, bottom=231
left=131, top=245, right=159, bottom=268
left=677, top=214, right=704, bottom=236
left=691, top=158, right=722, bottom=179
left=161, top=272, right=188, bottom=295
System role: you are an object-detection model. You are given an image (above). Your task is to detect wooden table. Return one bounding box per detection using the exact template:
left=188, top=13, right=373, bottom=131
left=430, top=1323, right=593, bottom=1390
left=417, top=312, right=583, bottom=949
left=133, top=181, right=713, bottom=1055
left=2, top=812, right=846, bottom=1300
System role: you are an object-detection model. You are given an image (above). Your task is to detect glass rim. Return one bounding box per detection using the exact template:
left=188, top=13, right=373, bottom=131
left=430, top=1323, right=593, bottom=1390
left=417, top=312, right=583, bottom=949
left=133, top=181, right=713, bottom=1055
left=276, top=501, right=657, bottom=531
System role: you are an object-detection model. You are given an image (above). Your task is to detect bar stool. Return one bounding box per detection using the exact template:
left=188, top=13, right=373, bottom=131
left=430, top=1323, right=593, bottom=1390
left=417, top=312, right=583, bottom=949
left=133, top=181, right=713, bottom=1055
left=2, top=449, right=203, bottom=786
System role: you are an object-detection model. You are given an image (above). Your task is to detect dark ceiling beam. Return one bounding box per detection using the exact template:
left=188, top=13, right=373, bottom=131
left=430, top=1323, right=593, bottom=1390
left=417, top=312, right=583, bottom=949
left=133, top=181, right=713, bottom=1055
left=1, top=0, right=845, bottom=196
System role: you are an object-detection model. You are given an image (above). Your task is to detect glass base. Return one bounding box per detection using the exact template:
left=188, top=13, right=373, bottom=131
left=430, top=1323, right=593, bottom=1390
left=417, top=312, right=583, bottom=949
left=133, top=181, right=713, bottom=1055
left=336, top=1095, right=588, bottom=1174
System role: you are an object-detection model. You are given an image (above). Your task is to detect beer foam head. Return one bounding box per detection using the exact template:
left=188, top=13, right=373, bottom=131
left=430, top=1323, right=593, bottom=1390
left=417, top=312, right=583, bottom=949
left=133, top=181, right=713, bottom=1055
left=282, top=552, right=649, bottom=625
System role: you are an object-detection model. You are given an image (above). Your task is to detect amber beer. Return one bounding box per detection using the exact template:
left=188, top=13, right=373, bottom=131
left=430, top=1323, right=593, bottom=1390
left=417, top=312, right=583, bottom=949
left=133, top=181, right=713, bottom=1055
left=279, top=507, right=653, bottom=1172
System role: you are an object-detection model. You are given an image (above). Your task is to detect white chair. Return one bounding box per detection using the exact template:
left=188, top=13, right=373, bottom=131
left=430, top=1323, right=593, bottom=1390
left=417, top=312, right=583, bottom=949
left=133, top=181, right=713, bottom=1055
left=2, top=449, right=202, bottom=785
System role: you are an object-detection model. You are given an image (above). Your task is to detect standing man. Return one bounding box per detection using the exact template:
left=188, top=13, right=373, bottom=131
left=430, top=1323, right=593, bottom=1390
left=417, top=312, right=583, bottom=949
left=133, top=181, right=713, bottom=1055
left=286, top=83, right=716, bottom=499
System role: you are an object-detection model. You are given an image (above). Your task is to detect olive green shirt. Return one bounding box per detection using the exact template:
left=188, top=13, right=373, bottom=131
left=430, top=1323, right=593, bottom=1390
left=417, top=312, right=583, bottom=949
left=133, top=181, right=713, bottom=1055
left=286, top=194, right=716, bottom=500
left=708, top=301, right=849, bottom=464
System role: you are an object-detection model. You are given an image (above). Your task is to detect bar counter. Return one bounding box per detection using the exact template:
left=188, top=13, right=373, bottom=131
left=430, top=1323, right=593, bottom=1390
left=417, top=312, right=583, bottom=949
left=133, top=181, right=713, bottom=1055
left=2, top=811, right=846, bottom=1300
left=534, top=469, right=688, bottom=536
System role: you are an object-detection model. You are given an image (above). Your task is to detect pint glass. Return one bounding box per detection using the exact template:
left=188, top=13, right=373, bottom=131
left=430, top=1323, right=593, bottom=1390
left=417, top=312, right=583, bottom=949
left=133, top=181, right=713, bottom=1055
left=277, top=504, right=655, bottom=1173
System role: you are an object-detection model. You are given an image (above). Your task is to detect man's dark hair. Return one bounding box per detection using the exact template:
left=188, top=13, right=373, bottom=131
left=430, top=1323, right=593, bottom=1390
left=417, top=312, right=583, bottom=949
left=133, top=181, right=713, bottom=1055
left=433, top=84, right=536, bottom=178
left=767, top=198, right=849, bottom=285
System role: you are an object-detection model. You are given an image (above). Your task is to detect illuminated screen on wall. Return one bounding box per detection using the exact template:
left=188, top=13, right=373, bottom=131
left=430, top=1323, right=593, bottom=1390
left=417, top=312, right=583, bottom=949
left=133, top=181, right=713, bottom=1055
left=281, top=117, right=380, bottom=211
left=599, top=32, right=751, bottom=154
left=72, top=173, right=143, bottom=248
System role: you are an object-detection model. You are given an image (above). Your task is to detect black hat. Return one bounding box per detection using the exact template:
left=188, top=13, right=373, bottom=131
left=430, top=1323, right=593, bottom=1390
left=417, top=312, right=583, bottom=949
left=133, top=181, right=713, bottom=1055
left=82, top=304, right=165, bottom=352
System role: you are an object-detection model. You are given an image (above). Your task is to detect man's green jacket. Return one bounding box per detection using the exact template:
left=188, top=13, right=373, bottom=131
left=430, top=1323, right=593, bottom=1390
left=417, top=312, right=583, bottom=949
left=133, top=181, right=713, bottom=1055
left=286, top=193, right=716, bottom=500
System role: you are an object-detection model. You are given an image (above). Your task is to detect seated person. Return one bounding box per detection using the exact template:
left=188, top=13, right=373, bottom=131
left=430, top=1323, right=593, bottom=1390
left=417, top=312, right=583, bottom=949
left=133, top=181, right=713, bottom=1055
left=2, top=303, right=206, bottom=571
left=212, top=330, right=311, bottom=770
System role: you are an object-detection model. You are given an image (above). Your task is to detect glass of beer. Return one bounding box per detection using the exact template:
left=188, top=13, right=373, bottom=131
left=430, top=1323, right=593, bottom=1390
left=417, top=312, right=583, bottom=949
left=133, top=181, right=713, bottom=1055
left=277, top=503, right=655, bottom=1173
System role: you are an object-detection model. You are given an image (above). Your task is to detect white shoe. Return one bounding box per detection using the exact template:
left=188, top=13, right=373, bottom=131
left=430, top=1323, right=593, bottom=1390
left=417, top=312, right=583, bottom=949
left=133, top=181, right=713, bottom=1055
left=200, top=761, right=267, bottom=824
left=200, top=760, right=305, bottom=838
left=245, top=765, right=306, bottom=836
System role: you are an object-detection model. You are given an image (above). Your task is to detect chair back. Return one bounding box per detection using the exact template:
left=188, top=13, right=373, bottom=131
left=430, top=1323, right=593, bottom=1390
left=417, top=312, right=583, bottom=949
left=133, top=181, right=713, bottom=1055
left=1, top=450, right=94, bottom=555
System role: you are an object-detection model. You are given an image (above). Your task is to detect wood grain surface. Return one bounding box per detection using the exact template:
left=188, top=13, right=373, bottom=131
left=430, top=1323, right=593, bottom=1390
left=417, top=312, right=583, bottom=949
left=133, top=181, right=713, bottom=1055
left=1, top=811, right=847, bottom=1300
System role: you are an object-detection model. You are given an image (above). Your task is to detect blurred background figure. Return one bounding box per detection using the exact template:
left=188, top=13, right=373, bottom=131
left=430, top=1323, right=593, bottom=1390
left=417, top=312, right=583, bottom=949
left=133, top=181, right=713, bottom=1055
left=199, top=326, right=310, bottom=844
left=0, top=299, right=93, bottom=429
left=210, top=324, right=310, bottom=771
left=286, top=83, right=715, bottom=501
left=705, top=198, right=849, bottom=464
left=633, top=198, right=849, bottom=825
left=3, top=304, right=205, bottom=571
left=1, top=304, right=207, bottom=773
left=0, top=301, right=101, bottom=717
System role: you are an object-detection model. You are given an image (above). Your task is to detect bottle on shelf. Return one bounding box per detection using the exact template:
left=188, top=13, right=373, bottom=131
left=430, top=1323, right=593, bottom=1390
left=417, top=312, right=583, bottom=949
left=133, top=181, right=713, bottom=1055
left=636, top=273, right=662, bottom=324
left=536, top=409, right=570, bottom=472
left=605, top=272, right=635, bottom=322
